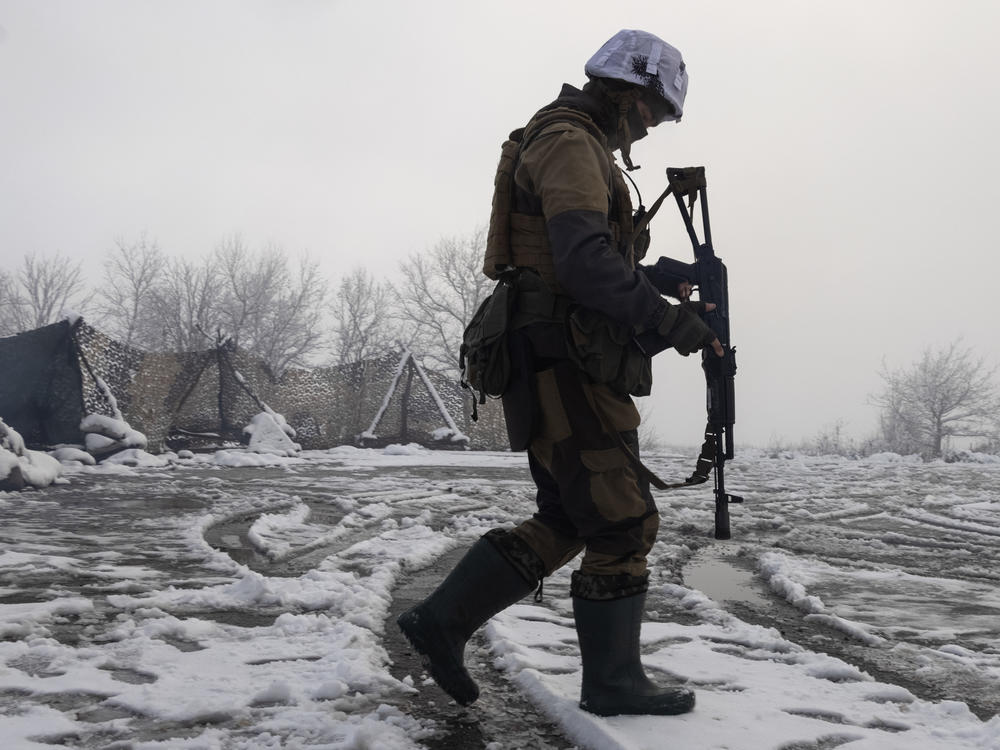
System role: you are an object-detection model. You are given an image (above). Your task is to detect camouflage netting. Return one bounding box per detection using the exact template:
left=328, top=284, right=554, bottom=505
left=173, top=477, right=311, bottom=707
left=0, top=321, right=83, bottom=446
left=0, top=320, right=509, bottom=452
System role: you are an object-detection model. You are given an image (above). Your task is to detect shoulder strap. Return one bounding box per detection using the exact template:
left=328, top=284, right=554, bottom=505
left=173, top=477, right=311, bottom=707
left=631, top=183, right=674, bottom=240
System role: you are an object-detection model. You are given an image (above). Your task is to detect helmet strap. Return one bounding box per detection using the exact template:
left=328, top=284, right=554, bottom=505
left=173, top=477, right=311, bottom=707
left=617, top=96, right=640, bottom=171
left=592, top=78, right=645, bottom=171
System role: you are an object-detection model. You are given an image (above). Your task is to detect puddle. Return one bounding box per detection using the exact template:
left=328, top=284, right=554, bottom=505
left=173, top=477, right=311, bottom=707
left=682, top=545, right=771, bottom=608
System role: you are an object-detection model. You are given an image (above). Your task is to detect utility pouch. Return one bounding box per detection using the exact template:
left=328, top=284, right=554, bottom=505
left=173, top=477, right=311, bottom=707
left=566, top=307, right=652, bottom=397
left=616, top=342, right=653, bottom=397
left=460, top=273, right=517, bottom=417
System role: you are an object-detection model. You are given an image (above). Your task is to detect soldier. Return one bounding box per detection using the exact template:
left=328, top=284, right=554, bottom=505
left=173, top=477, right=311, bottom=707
left=398, top=29, right=721, bottom=717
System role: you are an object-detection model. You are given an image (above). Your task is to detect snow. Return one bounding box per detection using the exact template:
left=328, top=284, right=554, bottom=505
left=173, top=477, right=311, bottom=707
left=755, top=551, right=887, bottom=646
left=98, top=447, right=171, bottom=468
left=229, top=366, right=298, bottom=442
left=93, top=375, right=123, bottom=419
left=244, top=411, right=302, bottom=456
left=79, top=412, right=129, bottom=439
left=244, top=499, right=364, bottom=562
left=382, top=442, right=429, bottom=456
left=0, top=417, right=62, bottom=488
left=213, top=449, right=305, bottom=468
left=80, top=412, right=148, bottom=457
left=430, top=425, right=470, bottom=444
left=0, top=447, right=998, bottom=748
left=1, top=417, right=27, bottom=455
left=487, top=596, right=985, bottom=750
left=49, top=445, right=96, bottom=465
left=263, top=406, right=297, bottom=439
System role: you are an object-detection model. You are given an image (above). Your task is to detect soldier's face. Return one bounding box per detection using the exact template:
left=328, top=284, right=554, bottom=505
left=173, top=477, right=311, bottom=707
left=635, top=99, right=659, bottom=130
left=638, top=93, right=677, bottom=127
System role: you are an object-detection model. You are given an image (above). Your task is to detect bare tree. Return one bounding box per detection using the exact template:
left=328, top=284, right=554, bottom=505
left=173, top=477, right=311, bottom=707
left=331, top=266, right=396, bottom=365
left=396, top=226, right=493, bottom=373
left=95, top=234, right=166, bottom=348
left=0, top=270, right=21, bottom=336
left=807, top=420, right=857, bottom=457
left=872, top=342, right=1000, bottom=458
left=147, top=255, right=221, bottom=352
left=635, top=399, right=664, bottom=453
left=214, top=236, right=284, bottom=350
left=1, top=253, right=92, bottom=333
left=213, top=237, right=329, bottom=375
left=250, top=254, right=329, bottom=376
left=88, top=235, right=327, bottom=372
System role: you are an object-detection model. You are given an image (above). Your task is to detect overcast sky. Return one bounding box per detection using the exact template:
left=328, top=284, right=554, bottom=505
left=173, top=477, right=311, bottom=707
left=2, top=1, right=999, bottom=448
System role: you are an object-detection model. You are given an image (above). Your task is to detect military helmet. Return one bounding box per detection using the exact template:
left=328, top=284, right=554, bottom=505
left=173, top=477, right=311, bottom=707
left=585, top=29, right=688, bottom=122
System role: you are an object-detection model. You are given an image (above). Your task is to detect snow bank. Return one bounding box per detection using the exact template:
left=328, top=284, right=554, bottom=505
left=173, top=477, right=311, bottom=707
left=99, top=448, right=171, bottom=468
left=382, top=443, right=428, bottom=456
left=244, top=412, right=301, bottom=456
left=431, top=426, right=471, bottom=444
left=0, top=596, right=94, bottom=639
left=213, top=449, right=303, bottom=468
left=80, top=413, right=148, bottom=459
left=50, top=445, right=97, bottom=465
left=758, top=551, right=887, bottom=646
left=0, top=417, right=62, bottom=489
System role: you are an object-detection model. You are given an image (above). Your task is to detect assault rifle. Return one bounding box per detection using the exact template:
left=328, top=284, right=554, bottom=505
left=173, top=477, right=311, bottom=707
left=641, top=167, right=742, bottom=539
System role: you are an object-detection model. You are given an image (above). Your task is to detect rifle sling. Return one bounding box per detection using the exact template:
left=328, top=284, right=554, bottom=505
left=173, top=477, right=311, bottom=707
left=685, top=424, right=716, bottom=486
left=586, top=384, right=713, bottom=492
left=631, top=184, right=674, bottom=241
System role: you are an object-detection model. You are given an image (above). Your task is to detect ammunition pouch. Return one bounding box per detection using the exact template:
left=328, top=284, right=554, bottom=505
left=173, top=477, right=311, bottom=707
left=460, top=268, right=564, bottom=419
left=460, top=273, right=517, bottom=411
left=566, top=307, right=652, bottom=397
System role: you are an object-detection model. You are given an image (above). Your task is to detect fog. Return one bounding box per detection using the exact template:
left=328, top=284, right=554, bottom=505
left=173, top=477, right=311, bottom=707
left=2, top=0, right=998, bottom=447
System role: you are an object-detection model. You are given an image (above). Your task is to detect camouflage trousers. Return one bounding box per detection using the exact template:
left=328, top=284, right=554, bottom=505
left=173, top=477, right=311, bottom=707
left=504, top=360, right=659, bottom=584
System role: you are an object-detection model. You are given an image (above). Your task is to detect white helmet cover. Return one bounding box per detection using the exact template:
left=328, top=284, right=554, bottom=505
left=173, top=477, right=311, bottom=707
left=585, top=29, right=688, bottom=122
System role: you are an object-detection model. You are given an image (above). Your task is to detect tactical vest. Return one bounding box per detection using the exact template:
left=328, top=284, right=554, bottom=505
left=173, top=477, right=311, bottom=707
left=483, top=107, right=637, bottom=292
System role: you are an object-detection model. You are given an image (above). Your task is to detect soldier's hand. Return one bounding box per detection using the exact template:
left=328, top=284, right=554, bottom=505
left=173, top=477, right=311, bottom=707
left=690, top=302, right=723, bottom=356
left=659, top=301, right=724, bottom=357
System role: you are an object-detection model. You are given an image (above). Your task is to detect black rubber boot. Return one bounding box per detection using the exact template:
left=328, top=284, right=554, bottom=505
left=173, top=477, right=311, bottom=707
left=573, top=590, right=696, bottom=716
left=396, top=535, right=537, bottom=706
